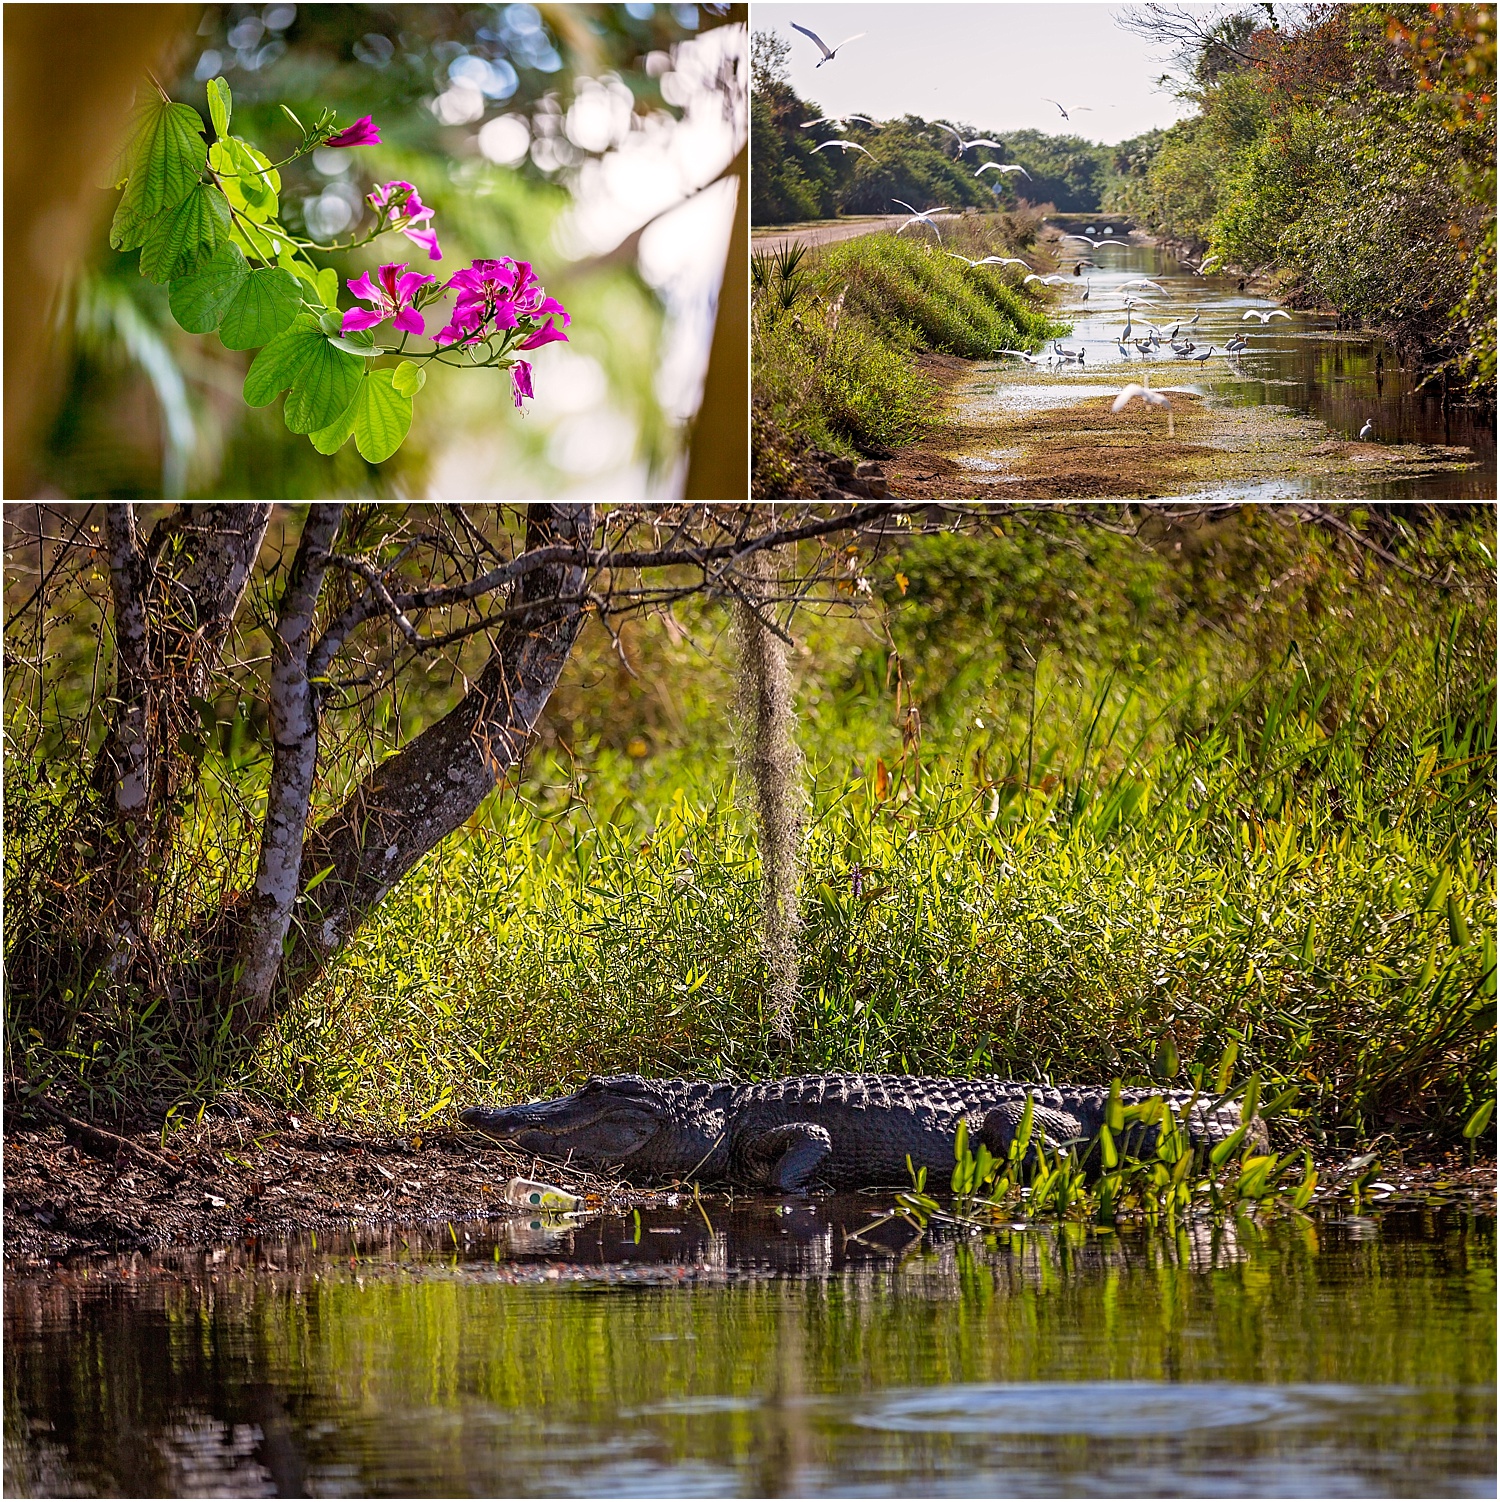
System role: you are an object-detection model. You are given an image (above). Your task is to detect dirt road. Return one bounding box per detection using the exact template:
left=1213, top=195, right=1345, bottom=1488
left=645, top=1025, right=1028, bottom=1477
left=752, top=214, right=961, bottom=252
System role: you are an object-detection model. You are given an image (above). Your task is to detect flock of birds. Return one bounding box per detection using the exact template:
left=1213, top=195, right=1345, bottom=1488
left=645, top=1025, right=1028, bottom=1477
left=783, top=21, right=1381, bottom=441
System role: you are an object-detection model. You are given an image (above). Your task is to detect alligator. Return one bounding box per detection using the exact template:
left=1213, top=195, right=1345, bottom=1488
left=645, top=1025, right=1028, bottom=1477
left=460, top=1074, right=1264, bottom=1192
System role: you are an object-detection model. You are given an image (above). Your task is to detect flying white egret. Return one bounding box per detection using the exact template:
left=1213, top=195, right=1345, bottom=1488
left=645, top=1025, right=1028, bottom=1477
left=1242, top=308, right=1292, bottom=323
left=1119, top=279, right=1165, bottom=293
left=800, top=113, right=876, bottom=131
left=1043, top=98, right=1093, bottom=120
left=1023, top=273, right=1070, bottom=286
left=811, top=139, right=875, bottom=157
left=791, top=21, right=866, bottom=66
left=1180, top=254, right=1222, bottom=275
left=1112, top=374, right=1176, bottom=435
left=947, top=254, right=1031, bottom=269
left=892, top=199, right=948, bottom=242
left=995, top=347, right=1050, bottom=365
left=975, top=162, right=1032, bottom=180
left=934, top=124, right=1005, bottom=154
left=1359, top=419, right=1374, bottom=440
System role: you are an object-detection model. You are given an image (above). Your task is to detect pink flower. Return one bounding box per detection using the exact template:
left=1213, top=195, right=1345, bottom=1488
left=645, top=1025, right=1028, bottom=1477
left=433, top=257, right=570, bottom=350
left=512, top=359, right=535, bottom=409
left=342, top=262, right=436, bottom=336
left=325, top=115, right=381, bottom=148
left=368, top=180, right=443, bottom=261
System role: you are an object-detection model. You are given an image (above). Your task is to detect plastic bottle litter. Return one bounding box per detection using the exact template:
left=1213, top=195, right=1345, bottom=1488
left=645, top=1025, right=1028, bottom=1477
left=504, top=1178, right=581, bottom=1211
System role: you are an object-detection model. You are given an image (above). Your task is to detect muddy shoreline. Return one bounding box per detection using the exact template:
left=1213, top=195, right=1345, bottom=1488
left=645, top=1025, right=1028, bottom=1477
left=6, top=1107, right=1494, bottom=1266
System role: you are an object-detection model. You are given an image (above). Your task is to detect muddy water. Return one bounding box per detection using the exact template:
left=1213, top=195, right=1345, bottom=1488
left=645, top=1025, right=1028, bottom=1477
left=5, top=1203, right=1495, bottom=1496
left=1000, top=237, right=1496, bottom=499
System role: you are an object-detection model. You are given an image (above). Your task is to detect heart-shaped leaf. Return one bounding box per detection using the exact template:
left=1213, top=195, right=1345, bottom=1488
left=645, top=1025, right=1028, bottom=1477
left=243, top=315, right=325, bottom=407
left=283, top=337, right=364, bottom=433
left=169, top=242, right=250, bottom=332
left=219, top=266, right=303, bottom=350
left=138, top=183, right=231, bottom=283
left=392, top=360, right=427, bottom=397
left=352, top=367, right=413, bottom=462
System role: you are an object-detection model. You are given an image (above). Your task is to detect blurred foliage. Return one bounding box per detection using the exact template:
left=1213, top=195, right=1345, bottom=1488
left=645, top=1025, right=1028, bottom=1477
left=36, top=2, right=739, bottom=497
left=1121, top=2, right=1496, bottom=400
left=750, top=31, right=1116, bottom=223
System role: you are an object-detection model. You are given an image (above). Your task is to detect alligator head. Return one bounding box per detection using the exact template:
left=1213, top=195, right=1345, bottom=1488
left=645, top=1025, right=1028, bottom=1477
left=461, top=1075, right=678, bottom=1172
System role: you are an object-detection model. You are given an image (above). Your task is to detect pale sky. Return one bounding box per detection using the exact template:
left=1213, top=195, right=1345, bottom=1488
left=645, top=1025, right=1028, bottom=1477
left=759, top=2, right=1196, bottom=144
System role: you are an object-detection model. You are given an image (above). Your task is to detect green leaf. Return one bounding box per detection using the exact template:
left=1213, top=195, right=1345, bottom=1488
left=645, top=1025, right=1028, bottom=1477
left=317, top=267, right=341, bottom=311
left=209, top=136, right=280, bottom=222
left=207, top=76, right=232, bottom=139
left=1463, top=1100, right=1494, bottom=1140
left=1104, top=1079, right=1123, bottom=1134
left=326, top=335, right=389, bottom=357
left=138, top=183, right=230, bottom=282
left=392, top=360, right=427, bottom=397
left=229, top=217, right=283, bottom=262
left=110, top=99, right=208, bottom=251
left=307, top=376, right=362, bottom=455
left=1210, top=1123, right=1248, bottom=1168
left=284, top=338, right=364, bottom=433
left=352, top=368, right=414, bottom=462
left=219, top=266, right=303, bottom=350
left=1446, top=894, right=1471, bottom=948
left=243, top=314, right=325, bottom=407
left=168, top=241, right=249, bottom=332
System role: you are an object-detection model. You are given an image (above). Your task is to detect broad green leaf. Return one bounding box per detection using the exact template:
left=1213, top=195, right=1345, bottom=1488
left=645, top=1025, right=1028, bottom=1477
left=110, top=99, right=207, bottom=250
left=168, top=242, right=249, bottom=332
left=392, top=360, right=426, bottom=397
left=352, top=368, right=413, bottom=462
left=207, top=76, right=232, bottom=139
left=283, top=338, right=364, bottom=433
left=219, top=266, right=303, bottom=350
left=229, top=217, right=282, bottom=261
left=316, top=266, right=341, bottom=311
left=209, top=136, right=279, bottom=222
left=102, top=95, right=162, bottom=189
left=319, top=308, right=343, bottom=335
left=308, top=377, right=362, bottom=455
left=138, top=183, right=230, bottom=282
left=326, top=335, right=389, bottom=356
left=243, top=314, right=325, bottom=407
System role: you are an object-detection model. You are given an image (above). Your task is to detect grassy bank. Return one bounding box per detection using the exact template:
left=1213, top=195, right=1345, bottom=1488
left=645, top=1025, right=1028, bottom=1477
left=752, top=217, right=1068, bottom=495
left=8, top=509, right=1495, bottom=1149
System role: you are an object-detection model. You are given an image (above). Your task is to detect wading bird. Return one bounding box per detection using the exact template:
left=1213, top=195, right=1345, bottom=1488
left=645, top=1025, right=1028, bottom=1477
left=935, top=124, right=1006, bottom=154
left=1043, top=98, right=1093, bottom=120
left=1189, top=346, right=1217, bottom=364
left=811, top=139, right=875, bottom=157
left=791, top=21, right=866, bottom=66
left=975, top=162, right=1032, bottom=180
left=1242, top=308, right=1292, bottom=323
left=994, top=347, right=1051, bottom=365
left=800, top=113, right=876, bottom=131
left=1225, top=334, right=1248, bottom=354
left=1112, top=374, right=1176, bottom=435
left=1359, top=419, right=1374, bottom=440
left=1180, top=254, right=1221, bottom=275
left=892, top=199, right=948, bottom=242
left=947, top=254, right=1032, bottom=269
left=1119, top=279, right=1165, bottom=294
left=1023, top=273, right=1070, bottom=286
left=1054, top=341, right=1087, bottom=362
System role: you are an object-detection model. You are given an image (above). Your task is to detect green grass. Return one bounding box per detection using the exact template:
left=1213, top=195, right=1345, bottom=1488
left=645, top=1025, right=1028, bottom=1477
left=9, top=509, right=1496, bottom=1150
left=752, top=215, right=1069, bottom=484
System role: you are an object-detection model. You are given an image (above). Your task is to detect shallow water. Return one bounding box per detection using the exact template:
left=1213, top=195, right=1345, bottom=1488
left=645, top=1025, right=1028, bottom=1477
left=5, top=1201, right=1494, bottom=1496
left=997, top=238, right=1496, bottom=499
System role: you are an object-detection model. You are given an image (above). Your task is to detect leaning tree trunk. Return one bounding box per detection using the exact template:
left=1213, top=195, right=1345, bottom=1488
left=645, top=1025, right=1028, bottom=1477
left=222, top=502, right=596, bottom=1032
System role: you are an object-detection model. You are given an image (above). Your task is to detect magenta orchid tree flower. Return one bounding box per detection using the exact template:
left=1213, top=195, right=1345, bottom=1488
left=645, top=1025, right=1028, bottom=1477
left=367, top=180, right=443, bottom=261
left=342, top=262, right=437, bottom=337
left=325, top=115, right=381, bottom=148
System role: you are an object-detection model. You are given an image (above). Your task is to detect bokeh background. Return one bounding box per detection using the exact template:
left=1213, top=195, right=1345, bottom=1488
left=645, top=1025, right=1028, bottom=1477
left=5, top=3, right=747, bottom=499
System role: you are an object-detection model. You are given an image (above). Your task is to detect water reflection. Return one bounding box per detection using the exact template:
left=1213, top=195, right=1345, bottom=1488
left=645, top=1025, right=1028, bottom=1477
left=4, top=1202, right=1494, bottom=1497
left=1025, top=239, right=1497, bottom=500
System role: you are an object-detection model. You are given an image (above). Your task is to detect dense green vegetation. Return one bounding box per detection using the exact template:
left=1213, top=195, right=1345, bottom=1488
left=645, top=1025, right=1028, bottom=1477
left=751, top=224, right=1067, bottom=489
left=751, top=31, right=1131, bottom=223
left=14, top=508, right=1489, bottom=1152
left=1104, top=4, right=1496, bottom=400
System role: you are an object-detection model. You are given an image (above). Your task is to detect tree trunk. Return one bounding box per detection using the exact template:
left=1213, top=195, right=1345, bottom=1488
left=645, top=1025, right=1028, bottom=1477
left=278, top=503, right=596, bottom=1008
left=233, top=503, right=344, bottom=1020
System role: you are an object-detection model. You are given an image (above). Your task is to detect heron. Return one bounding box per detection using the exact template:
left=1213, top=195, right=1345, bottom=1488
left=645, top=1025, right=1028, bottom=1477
left=948, top=253, right=1032, bottom=269
left=1359, top=419, right=1374, bottom=440
left=1054, top=341, right=1086, bottom=362
left=1023, top=273, right=1070, bottom=286
left=935, top=124, right=1006, bottom=154
left=791, top=21, right=866, bottom=65
left=812, top=139, right=875, bottom=158
left=1113, top=374, right=1176, bottom=435
left=995, top=347, right=1051, bottom=365
left=1242, top=308, right=1292, bottom=323
left=892, top=199, right=949, bottom=242
left=975, top=162, right=1032, bottom=180
left=1043, top=98, right=1093, bottom=120
left=800, top=113, right=876, bottom=131
left=1119, top=279, right=1165, bottom=294
left=1180, top=254, right=1222, bottom=275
